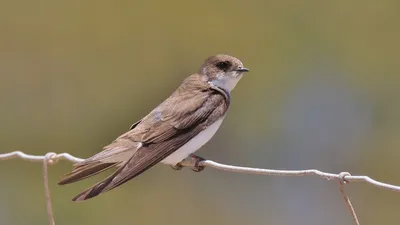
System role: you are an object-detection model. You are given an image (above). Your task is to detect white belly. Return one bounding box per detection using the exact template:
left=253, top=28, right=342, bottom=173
left=161, top=118, right=225, bottom=165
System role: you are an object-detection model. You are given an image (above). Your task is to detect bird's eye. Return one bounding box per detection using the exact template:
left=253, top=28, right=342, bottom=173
left=216, top=61, right=231, bottom=71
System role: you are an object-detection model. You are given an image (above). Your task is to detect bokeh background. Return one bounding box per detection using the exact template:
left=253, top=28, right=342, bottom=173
left=1, top=1, right=400, bottom=225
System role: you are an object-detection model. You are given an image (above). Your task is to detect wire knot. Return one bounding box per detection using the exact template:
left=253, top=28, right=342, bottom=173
left=339, top=172, right=351, bottom=184
left=44, top=152, right=58, bottom=165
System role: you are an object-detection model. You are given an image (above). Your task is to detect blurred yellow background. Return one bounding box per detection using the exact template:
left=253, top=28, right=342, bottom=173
left=1, top=1, right=400, bottom=225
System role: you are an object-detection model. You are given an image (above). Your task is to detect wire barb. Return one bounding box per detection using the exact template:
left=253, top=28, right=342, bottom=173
left=338, top=172, right=360, bottom=225
left=2, top=151, right=400, bottom=225
left=43, top=153, right=56, bottom=225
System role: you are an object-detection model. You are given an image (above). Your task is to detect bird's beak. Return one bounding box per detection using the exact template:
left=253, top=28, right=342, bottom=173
left=236, top=67, right=249, bottom=72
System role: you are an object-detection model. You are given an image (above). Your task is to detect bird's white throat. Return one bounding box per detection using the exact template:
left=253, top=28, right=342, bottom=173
left=209, top=71, right=242, bottom=92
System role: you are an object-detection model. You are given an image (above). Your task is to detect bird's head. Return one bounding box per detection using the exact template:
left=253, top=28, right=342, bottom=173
left=199, top=54, right=249, bottom=92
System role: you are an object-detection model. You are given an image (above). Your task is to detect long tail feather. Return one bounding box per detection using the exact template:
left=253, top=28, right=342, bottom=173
left=71, top=161, right=130, bottom=201
left=58, top=162, right=116, bottom=185
left=71, top=174, right=116, bottom=201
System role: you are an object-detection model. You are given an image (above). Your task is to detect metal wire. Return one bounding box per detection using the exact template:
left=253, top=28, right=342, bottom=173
left=4, top=150, right=399, bottom=225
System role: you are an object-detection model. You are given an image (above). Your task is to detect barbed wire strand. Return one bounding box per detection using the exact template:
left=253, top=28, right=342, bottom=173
left=43, top=153, right=55, bottom=225
left=1, top=151, right=83, bottom=225
left=2, top=151, right=400, bottom=225
left=338, top=172, right=360, bottom=225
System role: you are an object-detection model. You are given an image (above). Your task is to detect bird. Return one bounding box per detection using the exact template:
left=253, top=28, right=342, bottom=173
left=58, top=54, right=249, bottom=201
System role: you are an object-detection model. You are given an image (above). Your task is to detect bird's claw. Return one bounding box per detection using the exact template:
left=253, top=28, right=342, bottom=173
left=170, top=163, right=183, bottom=171
left=190, top=154, right=205, bottom=172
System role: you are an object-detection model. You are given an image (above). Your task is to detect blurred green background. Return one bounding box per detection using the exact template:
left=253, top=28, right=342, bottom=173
left=1, top=1, right=400, bottom=225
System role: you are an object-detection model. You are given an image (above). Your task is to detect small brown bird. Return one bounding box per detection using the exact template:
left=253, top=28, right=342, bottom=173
left=58, top=54, right=249, bottom=201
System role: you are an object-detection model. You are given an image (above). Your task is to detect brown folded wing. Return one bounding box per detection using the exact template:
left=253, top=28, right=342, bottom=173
left=72, top=88, right=228, bottom=201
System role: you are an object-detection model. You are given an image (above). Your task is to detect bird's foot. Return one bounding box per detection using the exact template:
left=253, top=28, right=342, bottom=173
left=170, top=163, right=183, bottom=171
left=189, top=154, right=205, bottom=172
